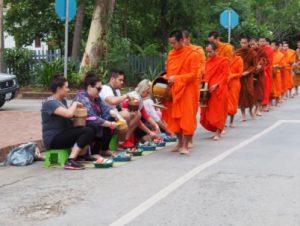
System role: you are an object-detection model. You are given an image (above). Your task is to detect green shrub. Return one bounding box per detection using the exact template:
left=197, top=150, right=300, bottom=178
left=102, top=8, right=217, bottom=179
left=4, top=48, right=35, bottom=86
left=33, top=59, right=64, bottom=87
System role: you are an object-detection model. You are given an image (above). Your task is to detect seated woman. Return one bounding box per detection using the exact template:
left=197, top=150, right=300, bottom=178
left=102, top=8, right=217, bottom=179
left=74, top=72, right=120, bottom=157
left=121, top=79, right=161, bottom=144
left=41, top=74, right=96, bottom=170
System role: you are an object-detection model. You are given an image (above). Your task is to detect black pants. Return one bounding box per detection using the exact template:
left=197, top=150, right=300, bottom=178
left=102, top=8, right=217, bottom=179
left=49, top=127, right=96, bottom=150
left=91, top=127, right=113, bottom=154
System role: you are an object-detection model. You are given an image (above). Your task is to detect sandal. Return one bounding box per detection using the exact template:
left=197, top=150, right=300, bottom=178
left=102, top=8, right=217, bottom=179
left=94, top=157, right=113, bottom=168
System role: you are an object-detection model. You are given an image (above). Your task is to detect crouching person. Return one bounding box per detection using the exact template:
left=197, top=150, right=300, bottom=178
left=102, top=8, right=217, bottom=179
left=74, top=72, right=119, bottom=158
left=41, top=74, right=96, bottom=170
left=122, top=79, right=161, bottom=144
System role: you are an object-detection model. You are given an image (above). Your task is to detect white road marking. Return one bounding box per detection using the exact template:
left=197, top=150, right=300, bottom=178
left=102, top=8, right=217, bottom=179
left=110, top=120, right=300, bottom=226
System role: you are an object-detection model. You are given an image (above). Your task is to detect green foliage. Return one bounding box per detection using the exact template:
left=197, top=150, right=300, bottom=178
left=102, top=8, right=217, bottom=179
left=33, top=59, right=81, bottom=88
left=33, top=59, right=64, bottom=87
left=4, top=48, right=34, bottom=86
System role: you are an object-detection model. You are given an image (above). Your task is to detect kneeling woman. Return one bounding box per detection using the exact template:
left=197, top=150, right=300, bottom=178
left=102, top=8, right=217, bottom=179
left=74, top=72, right=119, bottom=157
left=41, top=74, right=96, bottom=170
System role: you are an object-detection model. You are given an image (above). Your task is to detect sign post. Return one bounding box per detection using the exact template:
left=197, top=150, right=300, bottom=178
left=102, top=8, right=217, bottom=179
left=220, top=9, right=239, bottom=43
left=64, top=0, right=69, bottom=78
left=55, top=0, right=77, bottom=78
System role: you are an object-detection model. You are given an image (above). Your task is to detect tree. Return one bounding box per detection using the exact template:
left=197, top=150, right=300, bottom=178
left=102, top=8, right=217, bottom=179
left=71, top=1, right=86, bottom=60
left=80, top=0, right=116, bottom=73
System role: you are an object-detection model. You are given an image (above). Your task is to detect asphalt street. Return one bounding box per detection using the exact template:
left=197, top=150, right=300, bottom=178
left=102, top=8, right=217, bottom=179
left=0, top=97, right=300, bottom=226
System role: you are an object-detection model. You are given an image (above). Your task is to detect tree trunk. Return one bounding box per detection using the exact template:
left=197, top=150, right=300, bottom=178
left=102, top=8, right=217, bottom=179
left=160, top=0, right=168, bottom=52
left=79, top=0, right=116, bottom=75
left=71, top=2, right=85, bottom=61
left=123, top=0, right=129, bottom=37
left=0, top=0, right=4, bottom=73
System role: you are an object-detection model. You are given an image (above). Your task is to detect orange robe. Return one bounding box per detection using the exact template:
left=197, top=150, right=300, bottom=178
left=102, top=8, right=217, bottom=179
left=271, top=51, right=285, bottom=98
left=293, top=49, right=300, bottom=86
left=188, top=44, right=206, bottom=127
left=163, top=46, right=200, bottom=135
left=284, top=49, right=296, bottom=91
left=217, top=42, right=234, bottom=60
left=228, top=55, right=243, bottom=116
left=262, top=46, right=274, bottom=106
left=200, top=56, right=229, bottom=132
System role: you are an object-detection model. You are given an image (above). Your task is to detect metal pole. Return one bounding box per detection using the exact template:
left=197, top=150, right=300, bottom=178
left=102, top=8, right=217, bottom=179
left=64, top=0, right=69, bottom=78
left=228, top=10, right=231, bottom=43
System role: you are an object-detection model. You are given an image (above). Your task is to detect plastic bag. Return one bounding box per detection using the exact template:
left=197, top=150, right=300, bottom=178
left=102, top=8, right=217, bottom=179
left=6, top=142, right=40, bottom=166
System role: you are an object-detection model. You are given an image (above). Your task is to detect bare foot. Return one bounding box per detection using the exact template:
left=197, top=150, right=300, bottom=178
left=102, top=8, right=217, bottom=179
left=256, top=112, right=262, bottom=117
left=171, top=144, right=182, bottom=152
left=212, top=135, right=220, bottom=141
left=221, top=130, right=226, bottom=134
left=239, top=118, right=246, bottom=122
left=180, top=148, right=189, bottom=155
left=188, top=143, right=194, bottom=149
left=229, top=123, right=236, bottom=128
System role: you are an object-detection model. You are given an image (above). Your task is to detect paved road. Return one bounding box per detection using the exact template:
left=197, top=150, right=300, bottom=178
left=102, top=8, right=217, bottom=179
left=0, top=97, right=300, bottom=226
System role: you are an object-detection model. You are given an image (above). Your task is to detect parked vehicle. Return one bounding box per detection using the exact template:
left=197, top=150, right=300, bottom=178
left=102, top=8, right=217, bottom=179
left=0, top=73, right=19, bottom=108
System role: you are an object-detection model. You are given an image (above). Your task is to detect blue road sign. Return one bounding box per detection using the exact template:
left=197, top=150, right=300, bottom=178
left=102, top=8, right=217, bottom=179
left=55, top=0, right=77, bottom=22
left=220, top=9, right=239, bottom=29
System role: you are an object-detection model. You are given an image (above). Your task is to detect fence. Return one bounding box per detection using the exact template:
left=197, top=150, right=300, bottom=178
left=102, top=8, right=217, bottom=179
left=4, top=49, right=167, bottom=86
left=127, top=54, right=167, bottom=85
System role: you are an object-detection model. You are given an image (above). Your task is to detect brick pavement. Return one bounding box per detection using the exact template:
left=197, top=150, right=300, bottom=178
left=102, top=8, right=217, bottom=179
left=0, top=111, right=42, bottom=161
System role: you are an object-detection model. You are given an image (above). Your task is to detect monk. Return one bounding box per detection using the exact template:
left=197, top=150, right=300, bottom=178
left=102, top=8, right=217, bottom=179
left=164, top=30, right=200, bottom=155
left=200, top=42, right=229, bottom=140
left=259, top=38, right=274, bottom=112
left=292, top=40, right=300, bottom=95
left=250, top=38, right=270, bottom=116
left=208, top=31, right=233, bottom=60
left=182, top=30, right=206, bottom=148
left=282, top=42, right=296, bottom=98
left=227, top=46, right=243, bottom=127
left=271, top=42, right=286, bottom=106
left=236, top=37, right=257, bottom=121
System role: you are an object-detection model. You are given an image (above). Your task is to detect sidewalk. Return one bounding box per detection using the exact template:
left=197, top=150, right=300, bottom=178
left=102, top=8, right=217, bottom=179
left=0, top=111, right=42, bottom=161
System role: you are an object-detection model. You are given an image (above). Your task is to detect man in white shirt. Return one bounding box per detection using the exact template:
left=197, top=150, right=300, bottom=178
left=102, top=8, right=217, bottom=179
left=100, top=69, right=141, bottom=148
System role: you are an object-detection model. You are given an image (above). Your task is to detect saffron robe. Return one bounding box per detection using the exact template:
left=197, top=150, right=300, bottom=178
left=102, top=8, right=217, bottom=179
left=271, top=51, right=285, bottom=98
left=284, top=49, right=296, bottom=91
left=217, top=42, right=234, bottom=60
left=236, top=48, right=257, bottom=108
left=262, top=46, right=274, bottom=106
left=200, top=56, right=229, bottom=132
left=228, top=55, right=243, bottom=116
left=254, top=47, right=269, bottom=102
left=163, top=46, right=200, bottom=135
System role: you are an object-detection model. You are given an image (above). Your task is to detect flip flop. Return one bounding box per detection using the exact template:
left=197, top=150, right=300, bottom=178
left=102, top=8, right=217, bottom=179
left=94, top=158, right=113, bottom=168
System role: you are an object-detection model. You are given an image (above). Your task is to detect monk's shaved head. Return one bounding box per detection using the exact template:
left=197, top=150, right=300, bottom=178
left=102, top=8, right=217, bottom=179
left=169, top=30, right=183, bottom=41
left=208, top=31, right=220, bottom=45
left=169, top=30, right=184, bottom=50
left=206, top=42, right=217, bottom=58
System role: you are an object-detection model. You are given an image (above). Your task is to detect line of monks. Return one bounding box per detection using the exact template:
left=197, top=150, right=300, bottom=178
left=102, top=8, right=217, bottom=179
left=161, top=30, right=300, bottom=155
